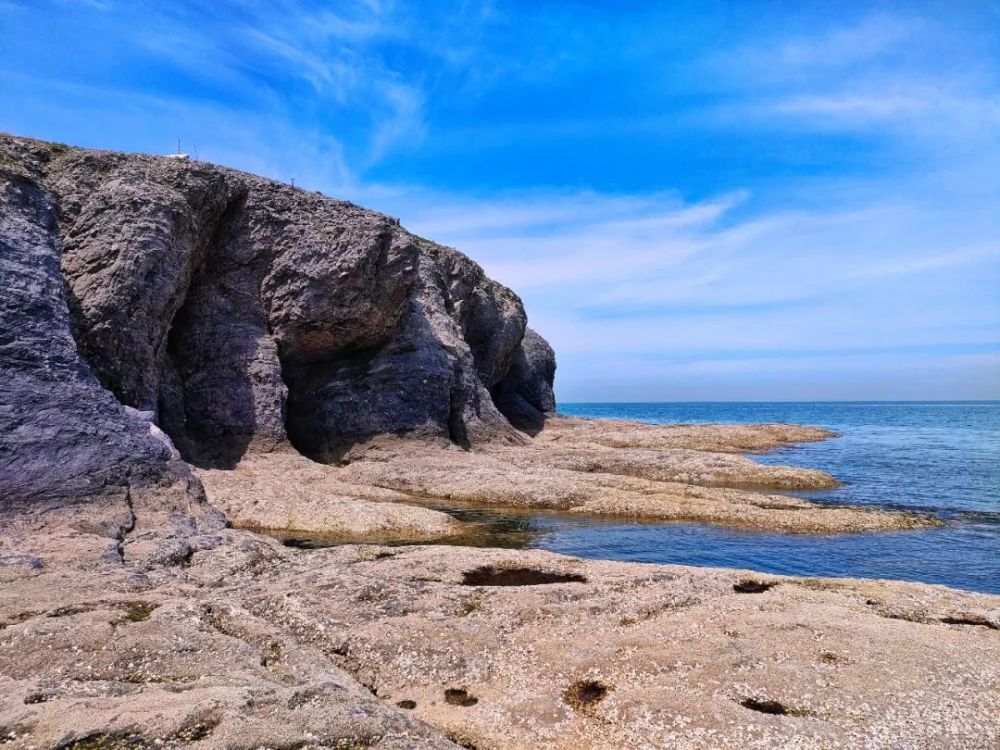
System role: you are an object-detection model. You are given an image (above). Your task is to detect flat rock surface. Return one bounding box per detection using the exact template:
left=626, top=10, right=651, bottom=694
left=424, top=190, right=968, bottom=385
left=1, top=524, right=997, bottom=750
left=327, top=419, right=934, bottom=534
left=197, top=451, right=466, bottom=542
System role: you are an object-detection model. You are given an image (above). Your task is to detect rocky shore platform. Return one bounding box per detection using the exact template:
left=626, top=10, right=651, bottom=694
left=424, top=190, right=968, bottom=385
left=2, top=135, right=997, bottom=748
left=200, top=417, right=936, bottom=539
left=4, top=417, right=996, bottom=750
left=1, top=475, right=997, bottom=750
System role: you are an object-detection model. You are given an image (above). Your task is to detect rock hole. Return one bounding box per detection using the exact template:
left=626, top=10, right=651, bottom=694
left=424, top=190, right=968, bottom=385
left=121, top=601, right=158, bottom=622
left=563, top=680, right=611, bottom=711
left=396, top=699, right=416, bottom=710
left=444, top=688, right=478, bottom=707
left=59, top=733, right=138, bottom=749
left=733, top=579, right=775, bottom=594
left=461, top=565, right=587, bottom=586
left=443, top=730, right=478, bottom=750
left=941, top=615, right=996, bottom=629
left=740, top=697, right=789, bottom=715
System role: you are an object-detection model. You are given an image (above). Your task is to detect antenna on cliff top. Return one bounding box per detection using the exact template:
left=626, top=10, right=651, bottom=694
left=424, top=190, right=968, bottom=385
left=177, top=137, right=181, bottom=155
left=291, top=178, right=296, bottom=188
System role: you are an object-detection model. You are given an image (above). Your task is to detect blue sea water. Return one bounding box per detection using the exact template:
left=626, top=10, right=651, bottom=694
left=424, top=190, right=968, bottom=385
left=540, top=402, right=1000, bottom=594
left=281, top=402, right=1000, bottom=594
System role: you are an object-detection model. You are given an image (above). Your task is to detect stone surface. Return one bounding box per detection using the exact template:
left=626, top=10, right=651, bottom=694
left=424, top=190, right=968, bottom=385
left=1, top=525, right=996, bottom=750
left=197, top=451, right=466, bottom=541
left=331, top=425, right=932, bottom=534
left=237, top=543, right=1000, bottom=750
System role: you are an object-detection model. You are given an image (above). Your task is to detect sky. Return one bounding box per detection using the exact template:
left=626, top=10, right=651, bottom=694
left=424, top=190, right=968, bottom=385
left=2, top=0, right=998, bottom=401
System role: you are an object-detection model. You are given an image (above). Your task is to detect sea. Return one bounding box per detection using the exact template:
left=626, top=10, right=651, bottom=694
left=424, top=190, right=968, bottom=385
left=283, top=402, right=1000, bottom=594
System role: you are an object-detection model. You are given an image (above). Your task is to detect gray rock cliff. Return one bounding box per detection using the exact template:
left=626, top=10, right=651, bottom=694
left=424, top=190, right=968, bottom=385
left=0, top=134, right=556, bottom=503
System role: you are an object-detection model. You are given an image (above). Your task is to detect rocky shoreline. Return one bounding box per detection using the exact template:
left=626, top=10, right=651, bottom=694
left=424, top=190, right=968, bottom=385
left=199, top=417, right=936, bottom=541
left=1, top=477, right=997, bottom=750
left=2, top=135, right=997, bottom=748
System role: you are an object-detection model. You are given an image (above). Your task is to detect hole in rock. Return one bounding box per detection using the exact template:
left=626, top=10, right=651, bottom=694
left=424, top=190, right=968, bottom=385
left=396, top=699, right=417, bottom=710
left=563, top=680, right=611, bottom=711
left=740, top=697, right=789, bottom=715
left=733, top=579, right=776, bottom=594
left=121, top=601, right=158, bottom=622
left=443, top=730, right=478, bottom=750
left=461, top=565, right=587, bottom=587
left=444, top=688, right=479, bottom=707
left=941, top=616, right=996, bottom=629
left=47, top=605, right=92, bottom=618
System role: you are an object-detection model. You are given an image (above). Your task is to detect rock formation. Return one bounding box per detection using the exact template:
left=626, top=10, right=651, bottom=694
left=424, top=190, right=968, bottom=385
left=1, top=134, right=556, bottom=492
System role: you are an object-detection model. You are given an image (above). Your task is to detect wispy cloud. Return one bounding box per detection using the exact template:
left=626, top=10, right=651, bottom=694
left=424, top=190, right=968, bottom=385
left=4, top=1, right=998, bottom=399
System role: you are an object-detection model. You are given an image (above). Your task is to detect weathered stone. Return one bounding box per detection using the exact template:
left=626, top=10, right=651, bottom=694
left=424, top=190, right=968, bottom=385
left=492, top=327, right=557, bottom=432
left=0, top=134, right=553, bottom=480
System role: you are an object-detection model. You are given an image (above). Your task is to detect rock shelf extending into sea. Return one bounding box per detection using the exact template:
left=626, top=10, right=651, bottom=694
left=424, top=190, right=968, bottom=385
left=201, top=417, right=937, bottom=539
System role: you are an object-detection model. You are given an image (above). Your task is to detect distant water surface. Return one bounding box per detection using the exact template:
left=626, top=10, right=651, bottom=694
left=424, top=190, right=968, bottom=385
left=284, top=402, right=1000, bottom=594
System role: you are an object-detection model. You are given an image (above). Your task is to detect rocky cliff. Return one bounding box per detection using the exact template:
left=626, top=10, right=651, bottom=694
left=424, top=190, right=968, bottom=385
left=0, top=134, right=556, bottom=505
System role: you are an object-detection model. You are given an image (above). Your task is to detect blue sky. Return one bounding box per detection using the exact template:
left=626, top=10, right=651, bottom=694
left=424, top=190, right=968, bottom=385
left=3, top=0, right=998, bottom=401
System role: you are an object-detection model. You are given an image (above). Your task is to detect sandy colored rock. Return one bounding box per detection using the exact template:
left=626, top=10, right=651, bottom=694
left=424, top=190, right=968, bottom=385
left=231, top=543, right=999, bottom=750
left=534, top=415, right=836, bottom=453
left=197, top=450, right=466, bottom=541
left=1, top=523, right=996, bottom=750
left=333, top=426, right=932, bottom=534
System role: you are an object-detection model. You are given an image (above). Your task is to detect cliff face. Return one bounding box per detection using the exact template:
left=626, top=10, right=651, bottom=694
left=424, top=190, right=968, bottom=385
left=0, top=135, right=556, bottom=503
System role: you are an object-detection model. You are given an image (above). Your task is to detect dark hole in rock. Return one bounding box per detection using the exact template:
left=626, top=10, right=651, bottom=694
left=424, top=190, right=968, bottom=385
left=59, top=733, right=140, bottom=749
left=173, top=720, right=215, bottom=743
left=443, top=730, right=478, bottom=750
left=461, top=565, right=587, bottom=586
left=444, top=688, right=478, bottom=707
left=733, top=579, right=775, bottom=594
left=941, top=615, right=997, bottom=629
left=740, top=697, right=788, bottom=715
left=396, top=699, right=417, bottom=710
left=121, top=602, right=158, bottom=622
left=563, top=680, right=611, bottom=711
